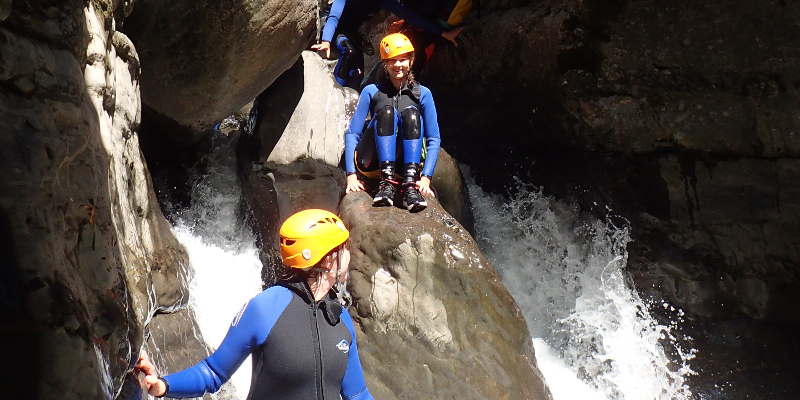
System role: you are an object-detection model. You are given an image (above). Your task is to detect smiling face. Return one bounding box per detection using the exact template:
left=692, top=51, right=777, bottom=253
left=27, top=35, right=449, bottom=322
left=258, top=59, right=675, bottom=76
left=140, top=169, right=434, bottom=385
left=384, top=53, right=413, bottom=81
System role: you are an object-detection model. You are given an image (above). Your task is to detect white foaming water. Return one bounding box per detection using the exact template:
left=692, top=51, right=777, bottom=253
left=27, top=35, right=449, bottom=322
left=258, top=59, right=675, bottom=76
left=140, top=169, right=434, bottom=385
left=467, top=177, right=696, bottom=400
left=171, top=134, right=263, bottom=400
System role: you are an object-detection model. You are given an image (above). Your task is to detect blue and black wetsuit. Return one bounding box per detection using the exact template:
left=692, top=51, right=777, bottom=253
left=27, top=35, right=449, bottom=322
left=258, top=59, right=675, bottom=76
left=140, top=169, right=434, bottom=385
left=320, top=0, right=446, bottom=89
left=344, top=79, right=441, bottom=181
left=161, top=281, right=373, bottom=400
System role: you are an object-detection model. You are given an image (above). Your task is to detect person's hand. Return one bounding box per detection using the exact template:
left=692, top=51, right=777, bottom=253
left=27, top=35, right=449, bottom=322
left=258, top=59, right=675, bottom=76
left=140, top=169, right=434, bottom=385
left=135, top=352, right=166, bottom=397
left=345, top=174, right=365, bottom=193
left=311, top=41, right=331, bottom=58
left=417, top=176, right=435, bottom=196
left=441, top=26, right=464, bottom=46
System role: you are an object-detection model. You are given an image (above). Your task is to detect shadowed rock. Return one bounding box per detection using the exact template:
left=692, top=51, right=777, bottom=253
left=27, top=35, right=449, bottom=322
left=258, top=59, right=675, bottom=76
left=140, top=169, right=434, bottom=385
left=0, top=2, right=209, bottom=397
left=124, top=0, right=317, bottom=133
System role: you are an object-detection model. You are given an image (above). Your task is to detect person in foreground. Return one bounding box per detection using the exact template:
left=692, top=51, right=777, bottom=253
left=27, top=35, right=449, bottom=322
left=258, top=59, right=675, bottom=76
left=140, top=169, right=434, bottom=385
left=135, top=209, right=373, bottom=400
left=343, top=33, right=441, bottom=212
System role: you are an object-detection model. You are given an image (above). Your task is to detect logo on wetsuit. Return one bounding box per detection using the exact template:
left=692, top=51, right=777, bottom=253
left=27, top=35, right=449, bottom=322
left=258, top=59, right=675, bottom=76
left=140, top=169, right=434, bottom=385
left=336, top=339, right=350, bottom=354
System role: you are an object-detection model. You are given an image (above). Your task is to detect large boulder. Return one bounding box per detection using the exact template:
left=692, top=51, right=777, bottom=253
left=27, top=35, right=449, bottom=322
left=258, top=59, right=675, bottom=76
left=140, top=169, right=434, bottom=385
left=242, top=51, right=357, bottom=168
left=124, top=0, right=317, bottom=133
left=0, top=2, right=205, bottom=398
left=340, top=192, right=550, bottom=400
left=238, top=50, right=356, bottom=249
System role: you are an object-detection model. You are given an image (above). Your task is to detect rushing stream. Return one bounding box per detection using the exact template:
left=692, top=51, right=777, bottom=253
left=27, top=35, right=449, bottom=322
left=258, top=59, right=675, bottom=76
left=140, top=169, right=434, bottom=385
left=169, top=133, right=262, bottom=399
left=467, top=176, right=698, bottom=400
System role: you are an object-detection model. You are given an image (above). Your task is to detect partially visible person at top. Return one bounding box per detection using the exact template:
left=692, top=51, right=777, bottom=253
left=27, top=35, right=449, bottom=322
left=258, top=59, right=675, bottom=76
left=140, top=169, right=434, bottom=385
left=136, top=209, right=373, bottom=400
left=395, top=0, right=474, bottom=75
left=311, top=0, right=463, bottom=90
left=343, top=33, right=441, bottom=213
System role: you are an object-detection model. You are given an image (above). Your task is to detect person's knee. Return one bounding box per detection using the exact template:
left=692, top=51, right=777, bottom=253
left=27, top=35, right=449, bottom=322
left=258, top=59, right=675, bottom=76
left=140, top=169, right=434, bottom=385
left=400, top=107, right=421, bottom=140
left=376, top=106, right=395, bottom=137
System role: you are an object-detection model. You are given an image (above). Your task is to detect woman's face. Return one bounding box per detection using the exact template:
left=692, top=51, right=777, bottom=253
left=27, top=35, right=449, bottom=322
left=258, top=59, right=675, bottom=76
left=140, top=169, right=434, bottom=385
left=385, top=54, right=413, bottom=80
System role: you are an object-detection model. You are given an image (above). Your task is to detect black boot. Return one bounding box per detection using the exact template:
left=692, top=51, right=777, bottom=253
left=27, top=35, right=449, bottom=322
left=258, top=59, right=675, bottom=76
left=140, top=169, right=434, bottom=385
left=373, top=162, right=397, bottom=207
left=401, top=163, right=427, bottom=212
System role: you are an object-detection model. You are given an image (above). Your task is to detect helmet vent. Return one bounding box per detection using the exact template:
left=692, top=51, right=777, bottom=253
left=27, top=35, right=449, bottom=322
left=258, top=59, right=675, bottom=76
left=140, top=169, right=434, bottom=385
left=281, top=239, right=296, bottom=246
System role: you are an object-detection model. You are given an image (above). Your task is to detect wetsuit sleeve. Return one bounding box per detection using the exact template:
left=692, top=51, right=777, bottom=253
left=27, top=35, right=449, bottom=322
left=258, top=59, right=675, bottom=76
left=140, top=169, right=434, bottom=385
left=321, top=0, right=346, bottom=42
left=340, top=310, right=374, bottom=400
left=419, top=87, right=441, bottom=177
left=344, top=85, right=375, bottom=174
left=162, top=287, right=293, bottom=398
left=379, top=0, right=446, bottom=36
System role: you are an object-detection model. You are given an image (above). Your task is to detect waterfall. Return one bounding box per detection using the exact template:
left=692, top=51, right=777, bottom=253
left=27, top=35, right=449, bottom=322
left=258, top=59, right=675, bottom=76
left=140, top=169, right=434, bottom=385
left=170, top=133, right=263, bottom=400
left=467, top=176, right=697, bottom=400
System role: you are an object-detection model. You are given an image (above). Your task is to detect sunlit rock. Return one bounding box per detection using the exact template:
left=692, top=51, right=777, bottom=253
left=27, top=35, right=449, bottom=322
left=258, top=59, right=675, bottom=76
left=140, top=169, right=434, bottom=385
left=340, top=192, right=551, bottom=400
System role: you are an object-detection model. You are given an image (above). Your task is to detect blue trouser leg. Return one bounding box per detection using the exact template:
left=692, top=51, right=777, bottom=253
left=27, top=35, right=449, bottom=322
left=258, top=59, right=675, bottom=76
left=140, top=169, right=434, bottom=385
left=374, top=105, right=397, bottom=164
left=400, top=107, right=423, bottom=165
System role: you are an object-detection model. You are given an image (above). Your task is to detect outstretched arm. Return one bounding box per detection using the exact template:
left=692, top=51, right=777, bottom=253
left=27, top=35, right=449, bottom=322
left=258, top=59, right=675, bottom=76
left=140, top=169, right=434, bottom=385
left=137, top=288, right=293, bottom=398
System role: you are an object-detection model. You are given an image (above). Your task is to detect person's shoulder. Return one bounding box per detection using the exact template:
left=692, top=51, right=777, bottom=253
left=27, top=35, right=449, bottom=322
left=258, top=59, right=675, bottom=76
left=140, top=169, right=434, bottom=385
left=417, top=84, right=433, bottom=96
left=361, top=83, right=379, bottom=94
left=250, top=285, right=294, bottom=308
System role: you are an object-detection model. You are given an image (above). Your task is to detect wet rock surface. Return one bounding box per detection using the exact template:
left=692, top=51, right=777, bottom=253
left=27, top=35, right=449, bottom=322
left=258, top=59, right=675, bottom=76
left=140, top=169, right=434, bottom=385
left=340, top=192, right=550, bottom=400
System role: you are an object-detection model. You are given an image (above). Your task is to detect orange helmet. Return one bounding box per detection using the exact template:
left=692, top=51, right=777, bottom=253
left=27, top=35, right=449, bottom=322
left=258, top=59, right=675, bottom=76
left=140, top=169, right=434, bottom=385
left=379, top=32, right=414, bottom=60
left=279, top=209, right=349, bottom=269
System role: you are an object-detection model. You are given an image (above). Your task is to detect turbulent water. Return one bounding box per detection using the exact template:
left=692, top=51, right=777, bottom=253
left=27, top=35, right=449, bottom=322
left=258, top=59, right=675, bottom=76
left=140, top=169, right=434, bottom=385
left=170, top=133, right=263, bottom=400
left=467, top=177, right=697, bottom=400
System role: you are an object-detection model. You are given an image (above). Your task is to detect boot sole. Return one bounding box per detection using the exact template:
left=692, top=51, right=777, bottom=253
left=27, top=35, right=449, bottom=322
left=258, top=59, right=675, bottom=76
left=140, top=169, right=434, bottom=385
left=373, top=197, right=394, bottom=207
left=405, top=200, right=427, bottom=212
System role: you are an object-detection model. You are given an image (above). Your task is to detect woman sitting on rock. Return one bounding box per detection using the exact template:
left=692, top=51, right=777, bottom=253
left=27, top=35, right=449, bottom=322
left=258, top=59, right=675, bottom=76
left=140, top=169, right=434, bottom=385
left=136, top=209, right=373, bottom=400
left=344, top=33, right=441, bottom=212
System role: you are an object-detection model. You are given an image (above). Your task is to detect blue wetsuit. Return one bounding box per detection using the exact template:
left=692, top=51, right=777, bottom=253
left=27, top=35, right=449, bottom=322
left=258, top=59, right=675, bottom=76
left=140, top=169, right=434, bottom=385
left=162, top=282, right=373, bottom=400
left=344, top=80, right=441, bottom=178
left=320, top=0, right=446, bottom=89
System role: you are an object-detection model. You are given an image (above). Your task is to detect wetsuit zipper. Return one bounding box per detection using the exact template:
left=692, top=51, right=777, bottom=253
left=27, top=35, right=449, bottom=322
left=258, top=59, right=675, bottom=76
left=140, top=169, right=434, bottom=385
left=311, top=304, right=325, bottom=400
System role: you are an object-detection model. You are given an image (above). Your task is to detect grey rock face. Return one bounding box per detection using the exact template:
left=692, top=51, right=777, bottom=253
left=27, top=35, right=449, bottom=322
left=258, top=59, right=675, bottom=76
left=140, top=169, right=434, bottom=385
left=124, top=0, right=318, bottom=133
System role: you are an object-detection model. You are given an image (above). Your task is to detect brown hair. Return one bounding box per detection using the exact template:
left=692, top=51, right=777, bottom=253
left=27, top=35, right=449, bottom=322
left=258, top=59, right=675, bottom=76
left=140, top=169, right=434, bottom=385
left=275, top=246, right=342, bottom=284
